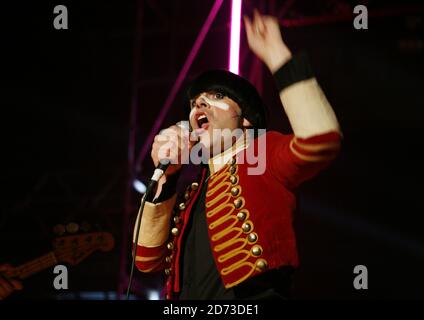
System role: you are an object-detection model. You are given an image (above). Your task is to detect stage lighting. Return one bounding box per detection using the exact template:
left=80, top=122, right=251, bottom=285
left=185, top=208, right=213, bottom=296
left=229, top=0, right=242, bottom=74
left=133, top=179, right=147, bottom=194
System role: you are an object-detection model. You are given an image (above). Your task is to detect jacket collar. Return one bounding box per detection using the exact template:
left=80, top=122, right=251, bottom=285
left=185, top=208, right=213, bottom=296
left=208, top=132, right=250, bottom=175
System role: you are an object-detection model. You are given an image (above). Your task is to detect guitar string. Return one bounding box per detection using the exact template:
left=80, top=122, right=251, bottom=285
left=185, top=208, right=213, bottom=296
left=9, top=240, right=108, bottom=278
left=12, top=253, right=57, bottom=278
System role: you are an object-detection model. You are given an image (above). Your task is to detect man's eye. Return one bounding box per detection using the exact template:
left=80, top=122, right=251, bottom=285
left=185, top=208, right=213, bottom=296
left=213, top=92, right=224, bottom=99
left=190, top=100, right=196, bottom=108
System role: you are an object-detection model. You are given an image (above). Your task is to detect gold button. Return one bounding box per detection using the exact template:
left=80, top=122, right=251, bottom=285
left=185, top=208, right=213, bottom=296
left=237, top=211, right=247, bottom=221
left=256, top=259, right=268, bottom=271
left=233, top=198, right=243, bottom=208
left=231, top=187, right=239, bottom=196
left=242, top=222, right=252, bottom=233
left=230, top=157, right=236, bottom=165
left=167, top=242, right=174, bottom=250
left=184, top=191, right=190, bottom=200
left=165, top=268, right=171, bottom=276
left=229, top=166, right=237, bottom=174
left=251, top=245, right=262, bottom=256
left=173, top=216, right=181, bottom=224
left=171, top=227, right=179, bottom=236
left=165, top=256, right=172, bottom=263
left=179, top=202, right=186, bottom=210
left=248, top=233, right=258, bottom=243
left=230, top=175, right=238, bottom=184
left=191, top=182, right=199, bottom=190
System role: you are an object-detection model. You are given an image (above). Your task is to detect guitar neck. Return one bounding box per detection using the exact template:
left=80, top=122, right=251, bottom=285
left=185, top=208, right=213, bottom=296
left=4, top=252, right=58, bottom=280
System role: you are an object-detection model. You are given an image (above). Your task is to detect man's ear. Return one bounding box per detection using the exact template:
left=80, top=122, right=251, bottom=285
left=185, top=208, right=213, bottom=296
left=242, top=118, right=252, bottom=127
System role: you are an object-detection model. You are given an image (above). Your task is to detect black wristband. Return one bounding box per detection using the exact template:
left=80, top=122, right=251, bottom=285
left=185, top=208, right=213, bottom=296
left=273, top=51, right=314, bottom=92
left=152, top=171, right=181, bottom=204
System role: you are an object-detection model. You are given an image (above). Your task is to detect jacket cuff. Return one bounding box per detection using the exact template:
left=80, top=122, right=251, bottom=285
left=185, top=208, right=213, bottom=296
left=134, top=194, right=177, bottom=247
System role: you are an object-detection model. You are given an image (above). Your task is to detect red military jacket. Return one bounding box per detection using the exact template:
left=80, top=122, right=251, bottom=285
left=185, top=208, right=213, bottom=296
left=135, top=130, right=341, bottom=299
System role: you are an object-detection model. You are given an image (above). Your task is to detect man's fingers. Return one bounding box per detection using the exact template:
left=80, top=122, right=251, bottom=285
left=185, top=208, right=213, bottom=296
left=152, top=124, right=193, bottom=168
left=156, top=134, right=186, bottom=151
left=157, top=142, right=182, bottom=165
left=167, top=125, right=188, bottom=136
left=10, top=279, right=22, bottom=290
left=0, top=264, right=12, bottom=272
left=243, top=15, right=253, bottom=39
left=253, top=9, right=266, bottom=34
left=158, top=128, right=175, bottom=137
left=157, top=129, right=189, bottom=147
left=265, top=16, right=282, bottom=37
left=159, top=127, right=188, bottom=140
left=0, top=277, right=13, bottom=293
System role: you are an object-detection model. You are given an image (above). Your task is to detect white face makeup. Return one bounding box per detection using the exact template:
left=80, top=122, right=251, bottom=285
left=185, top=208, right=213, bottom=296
left=189, top=93, right=230, bottom=122
left=188, top=91, right=244, bottom=157
left=201, top=94, right=230, bottom=111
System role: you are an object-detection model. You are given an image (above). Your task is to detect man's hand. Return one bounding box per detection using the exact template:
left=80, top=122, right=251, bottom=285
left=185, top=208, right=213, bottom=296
left=244, top=9, right=292, bottom=73
left=0, top=264, right=22, bottom=300
left=151, top=124, right=191, bottom=176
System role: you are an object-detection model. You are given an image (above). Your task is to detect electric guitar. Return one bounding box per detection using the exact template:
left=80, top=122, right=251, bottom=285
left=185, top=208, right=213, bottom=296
left=2, top=232, right=114, bottom=280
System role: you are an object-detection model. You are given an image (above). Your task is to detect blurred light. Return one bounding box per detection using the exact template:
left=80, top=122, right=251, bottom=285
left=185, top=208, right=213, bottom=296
left=133, top=179, right=147, bottom=194
left=56, top=291, right=138, bottom=300
left=147, top=289, right=160, bottom=300
left=229, top=0, right=242, bottom=74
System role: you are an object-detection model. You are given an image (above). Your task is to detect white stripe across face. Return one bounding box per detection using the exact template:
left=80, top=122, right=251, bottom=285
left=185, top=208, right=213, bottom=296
left=189, top=93, right=232, bottom=125
left=201, top=95, right=230, bottom=111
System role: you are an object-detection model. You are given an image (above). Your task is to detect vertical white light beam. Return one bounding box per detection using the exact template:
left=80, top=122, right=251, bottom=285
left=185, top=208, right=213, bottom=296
left=229, top=0, right=242, bottom=74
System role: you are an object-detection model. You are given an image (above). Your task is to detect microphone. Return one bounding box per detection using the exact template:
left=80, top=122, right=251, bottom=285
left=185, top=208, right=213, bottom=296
left=146, top=121, right=190, bottom=194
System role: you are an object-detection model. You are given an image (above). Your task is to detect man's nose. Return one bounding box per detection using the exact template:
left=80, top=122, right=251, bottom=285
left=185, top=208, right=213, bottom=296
left=194, top=95, right=210, bottom=109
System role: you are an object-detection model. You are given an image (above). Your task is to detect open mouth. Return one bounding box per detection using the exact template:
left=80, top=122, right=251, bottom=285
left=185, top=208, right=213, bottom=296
left=196, top=114, right=209, bottom=129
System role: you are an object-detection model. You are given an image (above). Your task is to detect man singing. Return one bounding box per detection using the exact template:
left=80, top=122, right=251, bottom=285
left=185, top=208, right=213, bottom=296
left=133, top=10, right=342, bottom=300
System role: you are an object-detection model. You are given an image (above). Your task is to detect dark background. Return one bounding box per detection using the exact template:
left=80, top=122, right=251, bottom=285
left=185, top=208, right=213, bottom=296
left=1, top=0, right=423, bottom=300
